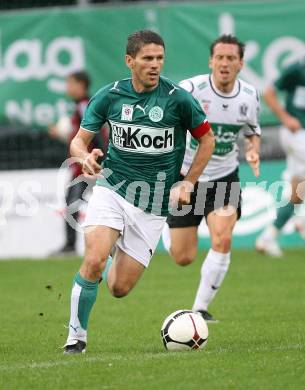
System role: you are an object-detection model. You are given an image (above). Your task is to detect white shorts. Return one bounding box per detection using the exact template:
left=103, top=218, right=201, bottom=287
left=83, top=186, right=166, bottom=267
left=280, top=127, right=305, bottom=179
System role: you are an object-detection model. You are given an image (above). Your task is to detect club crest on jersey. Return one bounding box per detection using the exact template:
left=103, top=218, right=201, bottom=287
left=149, top=106, right=163, bottom=122
left=121, top=104, right=134, bottom=121
left=239, top=103, right=249, bottom=116
left=110, top=120, right=174, bottom=154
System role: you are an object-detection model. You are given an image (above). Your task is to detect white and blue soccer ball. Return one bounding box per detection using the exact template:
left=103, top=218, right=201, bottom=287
left=161, top=310, right=209, bottom=351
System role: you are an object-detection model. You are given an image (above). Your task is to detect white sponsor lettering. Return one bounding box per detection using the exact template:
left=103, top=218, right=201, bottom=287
left=0, top=36, right=85, bottom=125
left=0, top=37, right=85, bottom=93
left=5, top=99, right=74, bottom=126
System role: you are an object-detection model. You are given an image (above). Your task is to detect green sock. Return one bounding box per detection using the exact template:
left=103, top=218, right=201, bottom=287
left=274, top=202, right=294, bottom=230
left=101, top=256, right=113, bottom=283
left=73, top=272, right=98, bottom=330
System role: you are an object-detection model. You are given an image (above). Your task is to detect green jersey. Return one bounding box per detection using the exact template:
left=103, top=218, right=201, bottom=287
left=81, top=76, right=207, bottom=216
left=274, top=59, right=305, bottom=128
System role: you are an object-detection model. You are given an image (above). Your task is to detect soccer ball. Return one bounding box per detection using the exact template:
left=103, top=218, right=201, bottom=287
left=161, top=310, right=208, bottom=351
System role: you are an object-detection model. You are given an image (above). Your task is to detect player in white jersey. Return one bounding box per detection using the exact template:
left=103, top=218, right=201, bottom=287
left=162, top=35, right=261, bottom=322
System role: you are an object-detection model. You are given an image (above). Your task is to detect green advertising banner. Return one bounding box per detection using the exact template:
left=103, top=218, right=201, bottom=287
left=0, top=0, right=304, bottom=128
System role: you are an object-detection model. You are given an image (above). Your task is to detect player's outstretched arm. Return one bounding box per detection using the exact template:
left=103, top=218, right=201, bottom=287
left=264, top=86, right=301, bottom=132
left=172, top=129, right=215, bottom=205
left=245, top=134, right=260, bottom=178
left=70, top=128, right=103, bottom=178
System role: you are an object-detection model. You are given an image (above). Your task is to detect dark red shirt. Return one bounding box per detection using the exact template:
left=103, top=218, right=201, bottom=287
left=69, top=97, right=94, bottom=178
left=69, top=96, right=109, bottom=178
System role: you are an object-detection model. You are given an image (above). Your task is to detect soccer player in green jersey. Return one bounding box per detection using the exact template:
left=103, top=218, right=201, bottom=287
left=63, top=30, right=215, bottom=354
left=256, top=59, right=305, bottom=257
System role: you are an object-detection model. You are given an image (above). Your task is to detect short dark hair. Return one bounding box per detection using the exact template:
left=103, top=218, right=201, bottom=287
left=68, top=71, right=91, bottom=90
left=126, top=29, right=165, bottom=57
left=210, top=34, right=245, bottom=59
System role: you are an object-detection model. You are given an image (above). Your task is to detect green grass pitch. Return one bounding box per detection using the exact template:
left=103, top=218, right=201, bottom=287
left=1, top=249, right=305, bottom=389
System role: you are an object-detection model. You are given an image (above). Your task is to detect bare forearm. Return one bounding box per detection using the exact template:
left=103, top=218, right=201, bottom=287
left=264, top=87, right=287, bottom=122
left=245, top=134, right=260, bottom=153
left=265, top=86, right=301, bottom=132
left=70, top=133, right=92, bottom=163
left=184, top=130, right=215, bottom=185
left=245, top=134, right=260, bottom=177
left=70, top=129, right=103, bottom=177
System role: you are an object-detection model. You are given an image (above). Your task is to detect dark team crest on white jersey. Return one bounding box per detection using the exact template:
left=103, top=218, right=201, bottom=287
left=239, top=103, right=249, bottom=116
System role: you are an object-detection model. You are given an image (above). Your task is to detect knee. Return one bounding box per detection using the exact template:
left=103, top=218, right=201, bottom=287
left=171, top=248, right=196, bottom=267
left=212, top=232, right=232, bottom=253
left=175, top=256, right=194, bottom=266
left=109, top=282, right=130, bottom=298
left=291, top=180, right=305, bottom=204
left=83, top=253, right=108, bottom=278
left=290, top=193, right=302, bottom=204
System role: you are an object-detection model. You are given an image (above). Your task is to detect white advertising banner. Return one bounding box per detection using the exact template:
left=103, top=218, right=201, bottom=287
left=0, top=168, right=86, bottom=259
left=1, top=162, right=304, bottom=258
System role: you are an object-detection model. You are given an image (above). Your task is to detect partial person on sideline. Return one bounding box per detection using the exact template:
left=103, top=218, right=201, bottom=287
left=49, top=71, right=109, bottom=256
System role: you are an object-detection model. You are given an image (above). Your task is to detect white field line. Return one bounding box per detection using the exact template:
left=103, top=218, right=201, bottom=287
left=0, top=356, right=118, bottom=371
left=1, top=344, right=304, bottom=372
left=0, top=353, right=170, bottom=372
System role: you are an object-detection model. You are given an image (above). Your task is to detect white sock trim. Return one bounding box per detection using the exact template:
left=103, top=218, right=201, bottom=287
left=66, top=282, right=87, bottom=344
left=161, top=223, right=171, bottom=253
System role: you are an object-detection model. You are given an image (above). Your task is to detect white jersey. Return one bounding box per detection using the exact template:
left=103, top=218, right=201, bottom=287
left=181, top=74, right=261, bottom=181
